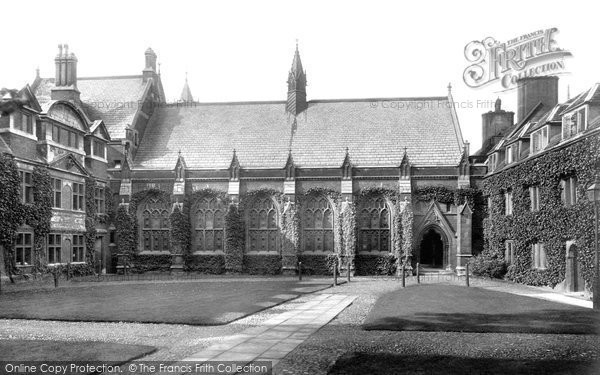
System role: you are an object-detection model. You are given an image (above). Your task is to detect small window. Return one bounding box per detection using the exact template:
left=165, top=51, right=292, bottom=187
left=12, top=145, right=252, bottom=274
left=19, top=171, right=34, bottom=204
left=48, top=234, right=62, bottom=264
left=15, top=232, right=33, bottom=266
left=93, top=140, right=106, bottom=158
left=506, top=146, right=513, bottom=164
left=20, top=114, right=33, bottom=134
left=560, top=176, right=578, bottom=207
left=532, top=243, right=547, bottom=269
left=114, top=160, right=122, bottom=169
left=505, top=189, right=513, bottom=216
left=95, top=186, right=105, bottom=214
left=52, top=125, right=60, bottom=143
left=52, top=178, right=62, bottom=208
left=529, top=185, right=540, bottom=212
left=72, top=235, right=85, bottom=262
left=72, top=183, right=84, bottom=211
left=505, top=240, right=515, bottom=264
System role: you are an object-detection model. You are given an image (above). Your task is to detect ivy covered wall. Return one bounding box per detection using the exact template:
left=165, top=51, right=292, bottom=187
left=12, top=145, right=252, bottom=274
left=482, top=133, right=599, bottom=288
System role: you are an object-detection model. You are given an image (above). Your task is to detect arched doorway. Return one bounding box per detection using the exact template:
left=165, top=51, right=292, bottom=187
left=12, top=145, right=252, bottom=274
left=565, top=243, right=585, bottom=292
left=420, top=228, right=444, bottom=268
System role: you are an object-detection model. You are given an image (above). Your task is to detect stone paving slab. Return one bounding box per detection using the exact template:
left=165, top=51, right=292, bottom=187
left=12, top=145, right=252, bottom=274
left=178, top=293, right=355, bottom=374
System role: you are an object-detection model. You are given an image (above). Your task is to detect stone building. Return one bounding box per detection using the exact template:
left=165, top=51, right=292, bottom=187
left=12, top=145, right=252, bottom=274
left=0, top=45, right=111, bottom=273
left=479, top=76, right=600, bottom=292
left=2, top=44, right=487, bottom=275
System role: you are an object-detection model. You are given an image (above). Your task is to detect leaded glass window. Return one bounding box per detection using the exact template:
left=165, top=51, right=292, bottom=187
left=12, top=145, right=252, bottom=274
left=358, top=197, right=390, bottom=252
left=247, top=196, right=278, bottom=252
left=193, top=197, right=225, bottom=252
left=302, top=196, right=334, bottom=253
left=140, top=197, right=170, bottom=252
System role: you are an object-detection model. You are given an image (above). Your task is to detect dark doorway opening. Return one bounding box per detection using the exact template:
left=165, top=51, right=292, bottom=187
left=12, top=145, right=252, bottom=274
left=566, top=244, right=585, bottom=292
left=420, top=229, right=444, bottom=268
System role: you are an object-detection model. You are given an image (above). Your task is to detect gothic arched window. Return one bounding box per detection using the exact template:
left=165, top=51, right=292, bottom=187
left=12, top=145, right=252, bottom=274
left=193, top=197, right=225, bottom=252
left=358, top=197, right=390, bottom=252
left=247, top=196, right=278, bottom=252
left=302, top=196, right=334, bottom=253
left=140, top=197, right=170, bottom=252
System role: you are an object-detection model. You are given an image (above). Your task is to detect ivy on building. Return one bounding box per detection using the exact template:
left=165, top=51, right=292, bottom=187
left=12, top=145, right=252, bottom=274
left=85, top=177, right=97, bottom=265
left=169, top=204, right=190, bottom=255
left=482, top=133, right=599, bottom=288
left=115, top=205, right=136, bottom=256
left=0, top=154, right=24, bottom=280
left=29, top=167, right=53, bottom=273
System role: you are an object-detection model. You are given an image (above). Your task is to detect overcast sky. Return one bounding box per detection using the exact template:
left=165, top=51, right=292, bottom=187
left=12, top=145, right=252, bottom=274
left=1, top=0, right=597, bottom=152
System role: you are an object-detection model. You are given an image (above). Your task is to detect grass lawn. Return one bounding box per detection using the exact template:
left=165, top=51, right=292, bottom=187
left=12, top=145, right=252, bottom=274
left=363, top=284, right=600, bottom=334
left=328, top=352, right=600, bottom=375
left=0, top=339, right=155, bottom=363
left=0, top=280, right=330, bottom=325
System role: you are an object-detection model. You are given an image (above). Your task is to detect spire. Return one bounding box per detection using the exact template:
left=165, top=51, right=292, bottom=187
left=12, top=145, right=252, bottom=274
left=180, top=72, right=193, bottom=102
left=495, top=97, right=501, bottom=112
left=286, top=41, right=307, bottom=116
left=567, top=85, right=571, bottom=100
left=447, top=82, right=452, bottom=95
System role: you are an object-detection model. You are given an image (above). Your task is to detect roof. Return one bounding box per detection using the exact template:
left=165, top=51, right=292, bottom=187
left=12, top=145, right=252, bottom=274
left=133, top=96, right=464, bottom=170
left=560, top=83, right=600, bottom=114
left=32, top=76, right=150, bottom=139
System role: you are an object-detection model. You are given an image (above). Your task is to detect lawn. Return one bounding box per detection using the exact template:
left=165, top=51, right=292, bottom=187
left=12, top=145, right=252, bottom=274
left=0, top=339, right=155, bottom=363
left=328, top=352, right=600, bottom=375
left=0, top=279, right=330, bottom=325
left=363, top=284, right=599, bottom=334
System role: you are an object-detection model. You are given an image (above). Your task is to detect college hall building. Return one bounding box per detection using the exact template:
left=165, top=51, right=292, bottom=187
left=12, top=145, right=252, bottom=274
left=0, top=44, right=596, bottom=291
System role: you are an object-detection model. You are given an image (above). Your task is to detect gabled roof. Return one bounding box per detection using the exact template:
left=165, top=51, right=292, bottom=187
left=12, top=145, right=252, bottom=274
left=32, top=76, right=151, bottom=139
left=560, top=83, right=600, bottom=114
left=89, top=120, right=111, bottom=140
left=49, top=152, right=89, bottom=175
left=133, top=96, right=464, bottom=170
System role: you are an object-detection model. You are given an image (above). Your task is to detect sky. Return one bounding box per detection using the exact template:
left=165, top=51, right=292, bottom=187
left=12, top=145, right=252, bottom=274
left=0, top=0, right=598, bottom=152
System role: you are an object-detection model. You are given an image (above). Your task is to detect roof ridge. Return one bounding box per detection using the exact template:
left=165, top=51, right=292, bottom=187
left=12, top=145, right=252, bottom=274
left=78, top=75, right=143, bottom=80
left=160, top=96, right=450, bottom=106
left=310, top=96, right=448, bottom=103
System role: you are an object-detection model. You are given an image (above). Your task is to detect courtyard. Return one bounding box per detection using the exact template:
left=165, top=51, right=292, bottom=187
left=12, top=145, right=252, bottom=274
left=0, top=276, right=598, bottom=374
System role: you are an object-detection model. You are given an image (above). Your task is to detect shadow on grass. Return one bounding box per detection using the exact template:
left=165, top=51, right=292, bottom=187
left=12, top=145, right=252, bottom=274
left=363, top=285, right=599, bottom=334
left=328, top=352, right=600, bottom=375
left=364, top=309, right=600, bottom=334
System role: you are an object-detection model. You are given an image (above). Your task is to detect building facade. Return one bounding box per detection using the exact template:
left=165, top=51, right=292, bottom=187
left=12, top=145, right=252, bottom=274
left=2, top=44, right=486, bottom=276
left=479, top=76, right=600, bottom=293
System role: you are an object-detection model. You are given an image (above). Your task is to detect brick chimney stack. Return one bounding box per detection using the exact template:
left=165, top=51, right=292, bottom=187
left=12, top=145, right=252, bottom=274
left=516, top=76, right=558, bottom=122
left=51, top=44, right=80, bottom=102
left=143, top=48, right=158, bottom=83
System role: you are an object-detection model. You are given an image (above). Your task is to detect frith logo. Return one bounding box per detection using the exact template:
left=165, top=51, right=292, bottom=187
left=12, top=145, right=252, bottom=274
left=463, top=28, right=572, bottom=89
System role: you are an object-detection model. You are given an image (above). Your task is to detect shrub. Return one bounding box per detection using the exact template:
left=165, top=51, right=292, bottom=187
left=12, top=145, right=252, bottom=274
left=376, top=254, right=397, bottom=275
left=469, top=254, right=508, bottom=279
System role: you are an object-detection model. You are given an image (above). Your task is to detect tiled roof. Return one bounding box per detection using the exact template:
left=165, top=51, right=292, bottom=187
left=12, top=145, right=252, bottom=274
left=560, top=83, right=600, bottom=114
left=32, top=76, right=149, bottom=139
left=133, top=97, right=464, bottom=170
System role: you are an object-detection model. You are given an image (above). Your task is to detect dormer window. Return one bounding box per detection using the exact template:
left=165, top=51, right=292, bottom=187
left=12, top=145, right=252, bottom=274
left=12, top=112, right=35, bottom=135
left=530, top=126, right=548, bottom=155
left=562, top=107, right=587, bottom=139
left=506, top=145, right=513, bottom=164
left=50, top=124, right=80, bottom=150
left=92, top=139, right=107, bottom=159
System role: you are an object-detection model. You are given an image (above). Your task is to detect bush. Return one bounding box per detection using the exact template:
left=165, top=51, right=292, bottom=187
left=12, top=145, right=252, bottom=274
left=376, top=254, right=397, bottom=275
left=469, top=254, right=508, bottom=279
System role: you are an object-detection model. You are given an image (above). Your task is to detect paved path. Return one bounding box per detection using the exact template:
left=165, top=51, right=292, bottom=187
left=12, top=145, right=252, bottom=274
left=466, top=278, right=593, bottom=309
left=180, top=293, right=355, bottom=374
